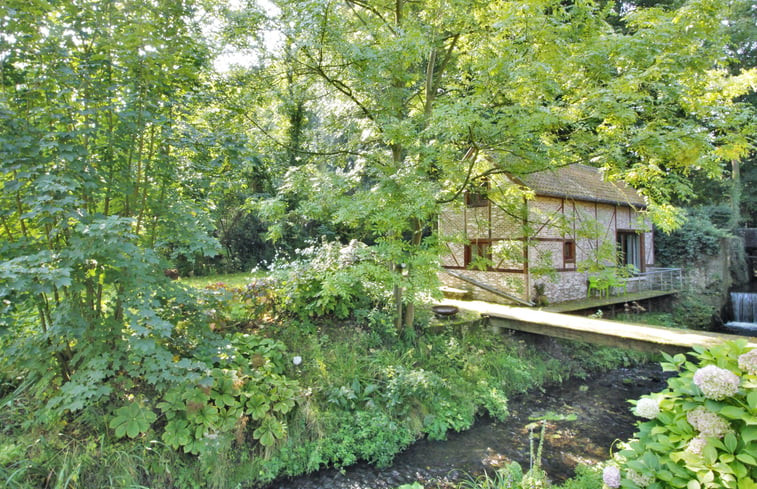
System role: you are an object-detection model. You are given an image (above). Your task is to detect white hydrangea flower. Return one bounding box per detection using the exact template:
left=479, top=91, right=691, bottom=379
left=627, top=469, right=653, bottom=488
left=693, top=365, right=739, bottom=400
left=603, top=466, right=621, bottom=489
left=686, top=436, right=707, bottom=455
left=634, top=398, right=660, bottom=419
left=686, top=407, right=731, bottom=438
left=738, top=349, right=757, bottom=375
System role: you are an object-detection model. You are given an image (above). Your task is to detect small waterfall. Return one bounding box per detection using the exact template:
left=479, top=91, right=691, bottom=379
left=732, top=292, right=757, bottom=323
left=725, top=292, right=757, bottom=335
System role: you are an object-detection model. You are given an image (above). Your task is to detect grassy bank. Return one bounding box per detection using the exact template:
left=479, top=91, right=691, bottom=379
left=1, top=320, right=647, bottom=487
left=1, top=270, right=650, bottom=489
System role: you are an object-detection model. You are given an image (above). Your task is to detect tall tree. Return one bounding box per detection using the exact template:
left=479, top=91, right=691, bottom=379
left=0, top=0, right=220, bottom=411
left=255, top=0, right=755, bottom=328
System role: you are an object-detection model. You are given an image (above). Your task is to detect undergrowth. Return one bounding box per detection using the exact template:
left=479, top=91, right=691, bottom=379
left=1, top=313, right=647, bottom=489
left=1, top=262, right=650, bottom=489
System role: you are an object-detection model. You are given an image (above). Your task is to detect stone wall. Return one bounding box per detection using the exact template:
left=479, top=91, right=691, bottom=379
left=532, top=271, right=589, bottom=304
left=440, top=270, right=528, bottom=304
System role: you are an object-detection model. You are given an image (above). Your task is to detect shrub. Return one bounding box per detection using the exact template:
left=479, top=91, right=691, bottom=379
left=608, top=340, right=757, bottom=489
left=200, top=278, right=278, bottom=331
left=271, top=239, right=379, bottom=319
left=153, top=333, right=300, bottom=455
left=671, top=294, right=718, bottom=331
left=654, top=207, right=729, bottom=267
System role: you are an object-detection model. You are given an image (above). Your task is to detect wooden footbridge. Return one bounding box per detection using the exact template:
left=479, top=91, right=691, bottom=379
left=442, top=299, right=757, bottom=355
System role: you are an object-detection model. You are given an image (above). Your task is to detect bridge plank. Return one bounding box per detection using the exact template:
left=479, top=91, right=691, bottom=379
left=442, top=299, right=757, bottom=355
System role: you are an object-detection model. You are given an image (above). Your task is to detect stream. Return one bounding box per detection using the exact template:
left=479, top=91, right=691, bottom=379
left=266, top=363, right=668, bottom=489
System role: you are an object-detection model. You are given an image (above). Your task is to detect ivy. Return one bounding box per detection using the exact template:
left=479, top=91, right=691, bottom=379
left=655, top=207, right=730, bottom=266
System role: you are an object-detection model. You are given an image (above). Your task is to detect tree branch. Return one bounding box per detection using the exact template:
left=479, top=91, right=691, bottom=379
left=216, top=91, right=365, bottom=158
left=435, top=147, right=478, bottom=204
left=345, top=0, right=398, bottom=35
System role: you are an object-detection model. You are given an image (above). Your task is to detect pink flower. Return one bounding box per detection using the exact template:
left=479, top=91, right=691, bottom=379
left=693, top=365, right=739, bottom=400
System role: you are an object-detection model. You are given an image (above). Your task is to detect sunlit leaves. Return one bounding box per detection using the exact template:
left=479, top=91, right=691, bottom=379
left=0, top=0, right=225, bottom=421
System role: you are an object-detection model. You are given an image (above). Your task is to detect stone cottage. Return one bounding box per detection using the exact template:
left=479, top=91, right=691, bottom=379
left=439, top=163, right=653, bottom=305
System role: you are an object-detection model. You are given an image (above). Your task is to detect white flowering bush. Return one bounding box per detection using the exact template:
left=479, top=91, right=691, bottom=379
left=272, top=239, right=377, bottom=319
left=633, top=398, right=660, bottom=420
left=609, top=341, right=757, bottom=489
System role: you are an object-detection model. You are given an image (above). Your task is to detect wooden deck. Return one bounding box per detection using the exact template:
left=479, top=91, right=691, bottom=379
left=442, top=299, right=757, bottom=355
left=542, top=290, right=678, bottom=313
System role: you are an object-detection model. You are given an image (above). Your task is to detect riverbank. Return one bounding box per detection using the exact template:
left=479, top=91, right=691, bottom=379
left=266, top=362, right=668, bottom=489
left=240, top=316, right=653, bottom=488
left=0, top=303, right=652, bottom=489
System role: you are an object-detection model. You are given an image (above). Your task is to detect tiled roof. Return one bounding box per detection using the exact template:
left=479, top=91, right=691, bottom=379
left=515, top=164, right=646, bottom=208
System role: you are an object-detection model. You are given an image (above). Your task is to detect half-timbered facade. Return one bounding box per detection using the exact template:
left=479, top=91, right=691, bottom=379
left=439, top=164, right=653, bottom=304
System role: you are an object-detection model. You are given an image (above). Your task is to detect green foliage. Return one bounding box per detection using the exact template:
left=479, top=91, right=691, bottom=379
left=610, top=341, right=757, bottom=489
left=455, top=460, right=603, bottom=489
left=615, top=312, right=677, bottom=329
left=396, top=484, right=425, bottom=489
left=672, top=294, right=718, bottom=331
left=655, top=207, right=730, bottom=266
left=272, top=240, right=381, bottom=319
left=577, top=223, right=639, bottom=299
left=0, top=0, right=227, bottom=423
left=457, top=463, right=524, bottom=489
left=199, top=278, right=278, bottom=331
left=238, top=0, right=756, bottom=326
left=254, top=318, right=645, bottom=478
left=558, top=464, right=603, bottom=489
left=109, top=402, right=157, bottom=439
left=157, top=333, right=300, bottom=454
left=1, top=302, right=645, bottom=488
left=587, top=265, right=638, bottom=298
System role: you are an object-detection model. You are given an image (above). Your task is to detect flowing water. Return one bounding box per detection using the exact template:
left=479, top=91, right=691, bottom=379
left=724, top=292, right=757, bottom=335
left=266, top=363, right=668, bottom=489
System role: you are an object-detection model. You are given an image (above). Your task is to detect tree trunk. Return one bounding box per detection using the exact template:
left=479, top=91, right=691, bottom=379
left=731, top=159, right=741, bottom=230
left=393, top=263, right=404, bottom=331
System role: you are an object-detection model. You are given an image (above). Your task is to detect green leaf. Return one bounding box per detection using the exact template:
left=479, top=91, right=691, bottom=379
left=738, top=477, right=757, bottom=489
left=109, top=402, right=156, bottom=439
left=704, top=445, right=718, bottom=465
left=748, top=391, right=757, bottom=411
left=162, top=419, right=192, bottom=449
left=725, top=432, right=738, bottom=453
left=259, top=430, right=275, bottom=447
left=736, top=452, right=757, bottom=465
left=253, top=415, right=287, bottom=447
left=720, top=406, right=747, bottom=420
left=246, top=393, right=270, bottom=420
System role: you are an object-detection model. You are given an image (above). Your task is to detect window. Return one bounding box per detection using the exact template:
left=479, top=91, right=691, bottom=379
left=466, top=179, right=489, bottom=208
left=465, top=240, right=493, bottom=270
left=617, top=231, right=642, bottom=272
left=563, top=240, right=576, bottom=264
